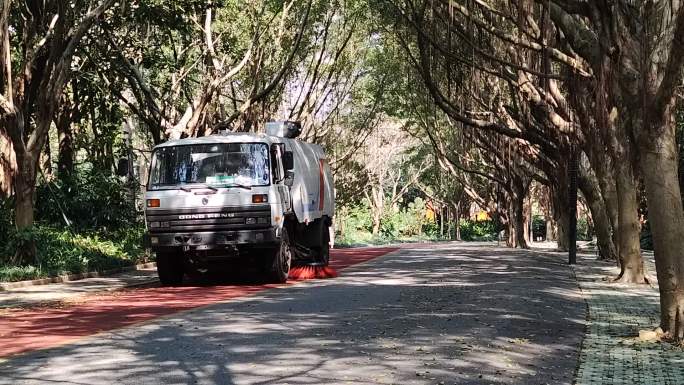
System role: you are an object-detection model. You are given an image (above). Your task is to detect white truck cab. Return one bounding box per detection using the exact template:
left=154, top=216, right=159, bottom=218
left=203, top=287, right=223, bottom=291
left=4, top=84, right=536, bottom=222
left=144, top=122, right=334, bottom=285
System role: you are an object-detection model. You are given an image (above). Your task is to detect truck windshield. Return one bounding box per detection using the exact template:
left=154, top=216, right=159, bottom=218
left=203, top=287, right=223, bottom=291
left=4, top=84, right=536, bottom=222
left=149, top=143, right=270, bottom=189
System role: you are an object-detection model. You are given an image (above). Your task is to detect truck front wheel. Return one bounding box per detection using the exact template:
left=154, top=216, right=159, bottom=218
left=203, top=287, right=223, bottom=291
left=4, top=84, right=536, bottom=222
left=268, top=230, right=292, bottom=283
left=156, top=250, right=184, bottom=286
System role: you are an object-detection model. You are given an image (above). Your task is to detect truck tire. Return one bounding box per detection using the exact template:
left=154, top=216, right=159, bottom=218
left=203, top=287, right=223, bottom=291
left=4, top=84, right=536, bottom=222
left=156, top=250, right=184, bottom=286
left=269, top=230, right=292, bottom=283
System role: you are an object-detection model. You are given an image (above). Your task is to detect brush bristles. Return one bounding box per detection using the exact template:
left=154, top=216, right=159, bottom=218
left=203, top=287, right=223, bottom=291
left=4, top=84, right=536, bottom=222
left=288, top=265, right=338, bottom=280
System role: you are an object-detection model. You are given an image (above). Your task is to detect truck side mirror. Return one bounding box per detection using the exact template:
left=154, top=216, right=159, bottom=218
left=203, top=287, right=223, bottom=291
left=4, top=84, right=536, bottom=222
left=283, top=151, right=294, bottom=171
left=116, top=158, right=129, bottom=177
left=284, top=170, right=294, bottom=187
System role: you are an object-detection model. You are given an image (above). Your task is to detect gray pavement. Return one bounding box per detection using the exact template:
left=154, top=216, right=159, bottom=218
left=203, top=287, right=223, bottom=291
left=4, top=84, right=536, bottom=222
left=0, top=243, right=585, bottom=384
left=0, top=268, right=158, bottom=308
left=568, top=251, right=684, bottom=385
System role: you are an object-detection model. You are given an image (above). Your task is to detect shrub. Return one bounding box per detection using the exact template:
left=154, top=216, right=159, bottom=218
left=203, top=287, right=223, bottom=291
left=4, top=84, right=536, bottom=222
left=576, top=217, right=592, bottom=241
left=343, top=202, right=374, bottom=233
left=640, top=221, right=654, bottom=251
left=1, top=169, right=146, bottom=280
left=36, top=169, right=141, bottom=233
left=422, top=220, right=440, bottom=238
left=0, top=224, right=148, bottom=282
left=459, top=219, right=496, bottom=241
left=380, top=197, right=430, bottom=238
left=532, top=215, right=546, bottom=241
left=336, top=197, right=441, bottom=245
left=0, top=198, right=13, bottom=251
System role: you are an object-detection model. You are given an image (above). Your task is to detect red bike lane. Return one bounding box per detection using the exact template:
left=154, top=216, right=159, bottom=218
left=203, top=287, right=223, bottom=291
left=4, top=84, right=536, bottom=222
left=0, top=247, right=398, bottom=359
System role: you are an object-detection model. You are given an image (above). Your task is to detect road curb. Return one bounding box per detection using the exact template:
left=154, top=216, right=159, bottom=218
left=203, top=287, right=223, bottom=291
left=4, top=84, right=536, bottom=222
left=0, top=262, right=157, bottom=291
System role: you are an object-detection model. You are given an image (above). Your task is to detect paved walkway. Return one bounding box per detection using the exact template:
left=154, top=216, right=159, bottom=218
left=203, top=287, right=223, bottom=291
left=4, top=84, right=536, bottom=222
left=530, top=245, right=684, bottom=385
left=0, top=243, right=584, bottom=384
left=0, top=268, right=158, bottom=308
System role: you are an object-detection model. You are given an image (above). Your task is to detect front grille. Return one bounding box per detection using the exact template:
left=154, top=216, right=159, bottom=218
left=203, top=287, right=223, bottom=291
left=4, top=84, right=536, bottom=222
left=146, top=205, right=271, bottom=233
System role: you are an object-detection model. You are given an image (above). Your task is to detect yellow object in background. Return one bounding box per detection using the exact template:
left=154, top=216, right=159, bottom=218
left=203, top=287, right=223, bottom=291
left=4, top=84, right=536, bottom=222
left=425, top=207, right=436, bottom=221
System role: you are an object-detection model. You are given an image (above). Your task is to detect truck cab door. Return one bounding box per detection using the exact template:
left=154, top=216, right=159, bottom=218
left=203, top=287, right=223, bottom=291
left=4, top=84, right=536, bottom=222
left=271, top=144, right=292, bottom=212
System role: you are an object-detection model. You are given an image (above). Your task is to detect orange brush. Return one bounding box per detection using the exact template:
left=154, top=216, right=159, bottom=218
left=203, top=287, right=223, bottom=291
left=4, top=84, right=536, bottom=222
left=288, top=263, right=338, bottom=280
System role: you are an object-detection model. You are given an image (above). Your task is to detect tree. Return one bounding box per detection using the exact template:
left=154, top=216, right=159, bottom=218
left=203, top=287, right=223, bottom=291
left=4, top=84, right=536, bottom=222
left=359, top=120, right=425, bottom=234
left=548, top=0, right=684, bottom=341
left=0, top=0, right=114, bottom=263
left=383, top=0, right=684, bottom=340
left=381, top=0, right=645, bottom=277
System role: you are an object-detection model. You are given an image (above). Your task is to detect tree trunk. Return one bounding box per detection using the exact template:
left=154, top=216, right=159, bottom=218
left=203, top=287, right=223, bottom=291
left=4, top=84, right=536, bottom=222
left=613, top=161, right=646, bottom=283
left=553, top=179, right=570, bottom=251
left=455, top=205, right=461, bottom=241
left=513, top=197, right=527, bottom=248
left=551, top=156, right=571, bottom=251
left=578, top=165, right=618, bottom=261
left=505, top=220, right=514, bottom=247
left=511, top=177, right=530, bottom=249
left=545, top=216, right=554, bottom=241
left=504, top=200, right=516, bottom=247
left=440, top=205, right=444, bottom=238
left=524, top=196, right=532, bottom=243
left=555, top=204, right=570, bottom=252
left=370, top=185, right=384, bottom=235
left=12, top=153, right=37, bottom=265
left=42, top=139, right=52, bottom=176
left=371, top=209, right=381, bottom=235
left=0, top=130, right=15, bottom=198
left=639, top=116, right=684, bottom=340
left=586, top=141, right=620, bottom=262
left=57, top=112, right=75, bottom=178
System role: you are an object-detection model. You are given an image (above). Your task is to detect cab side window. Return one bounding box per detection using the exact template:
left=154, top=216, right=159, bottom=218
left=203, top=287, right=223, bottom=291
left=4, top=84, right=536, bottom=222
left=270, top=144, right=285, bottom=183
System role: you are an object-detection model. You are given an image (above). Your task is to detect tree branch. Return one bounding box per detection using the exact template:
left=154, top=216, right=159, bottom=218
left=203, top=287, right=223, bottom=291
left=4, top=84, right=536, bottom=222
left=653, top=7, right=684, bottom=118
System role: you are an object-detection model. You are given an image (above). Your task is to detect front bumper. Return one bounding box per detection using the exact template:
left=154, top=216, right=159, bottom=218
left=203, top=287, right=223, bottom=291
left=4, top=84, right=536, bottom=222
left=145, top=228, right=279, bottom=251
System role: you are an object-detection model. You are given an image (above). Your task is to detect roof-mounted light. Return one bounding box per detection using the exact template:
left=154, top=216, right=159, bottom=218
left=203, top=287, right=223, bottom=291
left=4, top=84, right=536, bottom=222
left=265, top=121, right=302, bottom=138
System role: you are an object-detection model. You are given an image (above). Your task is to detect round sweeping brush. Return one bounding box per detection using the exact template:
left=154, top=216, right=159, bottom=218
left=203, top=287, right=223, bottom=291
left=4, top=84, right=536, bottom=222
left=288, top=262, right=338, bottom=280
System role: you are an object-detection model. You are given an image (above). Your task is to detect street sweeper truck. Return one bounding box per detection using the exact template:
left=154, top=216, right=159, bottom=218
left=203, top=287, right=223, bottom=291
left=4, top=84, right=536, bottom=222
left=143, top=121, right=335, bottom=285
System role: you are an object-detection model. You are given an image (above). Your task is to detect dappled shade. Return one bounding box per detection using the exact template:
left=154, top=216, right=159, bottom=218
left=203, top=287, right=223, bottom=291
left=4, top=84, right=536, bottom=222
left=0, top=247, right=397, bottom=358
left=1, top=244, right=584, bottom=385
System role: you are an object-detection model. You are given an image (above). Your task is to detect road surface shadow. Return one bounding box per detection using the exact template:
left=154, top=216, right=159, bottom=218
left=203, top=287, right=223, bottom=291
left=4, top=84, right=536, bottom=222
left=1, top=243, right=585, bottom=385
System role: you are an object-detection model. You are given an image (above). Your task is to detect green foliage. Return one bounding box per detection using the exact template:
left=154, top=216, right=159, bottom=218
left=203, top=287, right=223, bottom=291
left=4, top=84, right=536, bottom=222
left=640, top=222, right=654, bottom=251
left=422, top=220, right=440, bottom=238
left=380, top=197, right=429, bottom=238
left=0, top=225, right=148, bottom=282
left=459, top=219, right=497, bottom=241
left=336, top=197, right=440, bottom=246
left=576, top=217, right=592, bottom=242
left=0, top=198, right=13, bottom=249
left=342, top=202, right=374, bottom=234
left=0, top=170, right=146, bottom=281
left=36, top=170, right=141, bottom=232
left=532, top=215, right=546, bottom=240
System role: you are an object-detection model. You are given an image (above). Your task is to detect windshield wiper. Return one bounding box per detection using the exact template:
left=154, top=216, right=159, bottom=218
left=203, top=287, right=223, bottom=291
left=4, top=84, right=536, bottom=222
left=225, top=184, right=252, bottom=190
left=180, top=185, right=218, bottom=193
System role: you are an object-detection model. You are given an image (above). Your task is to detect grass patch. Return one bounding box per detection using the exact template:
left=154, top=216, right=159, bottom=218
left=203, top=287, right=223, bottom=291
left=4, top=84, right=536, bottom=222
left=335, top=232, right=444, bottom=248
left=0, top=225, right=149, bottom=282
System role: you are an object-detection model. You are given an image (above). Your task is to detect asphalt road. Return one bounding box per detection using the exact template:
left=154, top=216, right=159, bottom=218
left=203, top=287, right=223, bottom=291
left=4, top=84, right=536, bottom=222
left=0, top=243, right=585, bottom=385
